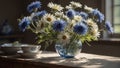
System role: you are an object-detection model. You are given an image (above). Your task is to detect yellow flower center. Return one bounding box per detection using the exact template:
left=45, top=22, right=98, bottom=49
left=47, top=17, right=52, bottom=22
left=62, top=35, right=67, bottom=40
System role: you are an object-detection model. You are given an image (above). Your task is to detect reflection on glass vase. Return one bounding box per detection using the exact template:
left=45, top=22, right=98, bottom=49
left=55, top=40, right=82, bottom=58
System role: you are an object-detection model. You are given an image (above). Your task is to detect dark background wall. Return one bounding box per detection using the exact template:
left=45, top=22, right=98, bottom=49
left=0, top=0, right=26, bottom=32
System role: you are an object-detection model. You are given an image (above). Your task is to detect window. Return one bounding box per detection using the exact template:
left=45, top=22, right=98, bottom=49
left=105, top=0, right=120, bottom=38
left=113, top=0, right=120, bottom=33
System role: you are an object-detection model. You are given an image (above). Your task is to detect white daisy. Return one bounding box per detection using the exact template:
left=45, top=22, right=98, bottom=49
left=73, top=15, right=83, bottom=22
left=70, top=1, right=82, bottom=8
left=62, top=15, right=70, bottom=22
left=71, top=20, right=76, bottom=24
left=35, top=20, right=45, bottom=33
left=67, top=20, right=76, bottom=29
left=57, top=32, right=70, bottom=44
left=92, top=26, right=100, bottom=38
left=41, top=14, right=55, bottom=24
left=66, top=5, right=73, bottom=9
left=86, top=19, right=98, bottom=30
left=90, top=28, right=100, bottom=38
left=87, top=19, right=100, bottom=38
left=55, top=12, right=64, bottom=17
left=28, top=20, right=44, bottom=33
left=48, top=2, right=63, bottom=11
left=84, top=5, right=93, bottom=12
left=56, top=18, right=61, bottom=20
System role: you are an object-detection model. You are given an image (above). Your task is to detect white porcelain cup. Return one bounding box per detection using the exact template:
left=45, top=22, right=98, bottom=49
left=21, top=45, right=41, bottom=53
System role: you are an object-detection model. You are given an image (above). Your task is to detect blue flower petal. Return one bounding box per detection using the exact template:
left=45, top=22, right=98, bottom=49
left=79, top=12, right=88, bottom=20
left=27, top=1, right=41, bottom=13
left=19, top=17, right=30, bottom=32
left=53, top=20, right=66, bottom=31
left=35, top=10, right=47, bottom=17
left=66, top=9, right=75, bottom=18
left=92, top=9, right=104, bottom=23
left=73, top=22, right=88, bottom=35
left=105, top=21, right=113, bottom=33
left=32, top=10, right=47, bottom=21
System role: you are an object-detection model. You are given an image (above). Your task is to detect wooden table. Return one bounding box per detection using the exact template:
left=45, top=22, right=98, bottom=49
left=0, top=51, right=120, bottom=68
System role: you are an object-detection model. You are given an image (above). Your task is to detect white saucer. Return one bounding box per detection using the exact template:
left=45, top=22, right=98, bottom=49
left=17, top=51, right=42, bottom=58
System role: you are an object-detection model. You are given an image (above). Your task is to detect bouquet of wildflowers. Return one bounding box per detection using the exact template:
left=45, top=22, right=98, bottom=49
left=18, top=1, right=113, bottom=47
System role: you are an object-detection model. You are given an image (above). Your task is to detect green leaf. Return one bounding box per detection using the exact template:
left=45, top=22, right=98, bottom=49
left=37, top=40, right=44, bottom=44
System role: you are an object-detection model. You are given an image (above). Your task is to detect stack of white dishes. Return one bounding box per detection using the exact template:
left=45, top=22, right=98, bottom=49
left=0, top=43, right=21, bottom=55
left=18, top=44, right=41, bottom=58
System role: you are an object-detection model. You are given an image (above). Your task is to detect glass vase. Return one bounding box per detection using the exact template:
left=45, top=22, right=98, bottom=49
left=55, top=40, right=82, bottom=58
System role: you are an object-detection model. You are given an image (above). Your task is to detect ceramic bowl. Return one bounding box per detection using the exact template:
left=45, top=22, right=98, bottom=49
left=21, top=44, right=41, bottom=53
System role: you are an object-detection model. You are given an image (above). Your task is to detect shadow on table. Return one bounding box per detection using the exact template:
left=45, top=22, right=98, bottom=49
left=35, top=56, right=120, bottom=68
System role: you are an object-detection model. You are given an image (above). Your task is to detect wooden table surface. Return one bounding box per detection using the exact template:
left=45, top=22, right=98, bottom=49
left=0, top=51, right=120, bottom=68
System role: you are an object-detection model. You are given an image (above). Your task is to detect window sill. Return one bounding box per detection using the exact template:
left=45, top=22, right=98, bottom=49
left=90, top=38, right=120, bottom=46
left=100, top=38, right=120, bottom=42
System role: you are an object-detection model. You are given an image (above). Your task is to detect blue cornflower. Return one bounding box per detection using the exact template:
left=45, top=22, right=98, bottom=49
left=32, top=10, right=47, bottom=21
left=92, top=9, right=104, bottom=23
left=27, top=1, right=41, bottom=13
left=105, top=21, right=113, bottom=33
left=35, top=10, right=47, bottom=17
left=19, top=17, right=30, bottom=32
left=73, top=23, right=88, bottom=35
left=75, top=11, right=80, bottom=15
left=66, top=9, right=75, bottom=18
left=79, top=12, right=88, bottom=20
left=53, top=20, right=66, bottom=31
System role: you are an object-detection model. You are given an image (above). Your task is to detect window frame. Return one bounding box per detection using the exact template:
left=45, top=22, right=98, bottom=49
left=112, top=0, right=120, bottom=34
left=105, top=0, right=120, bottom=38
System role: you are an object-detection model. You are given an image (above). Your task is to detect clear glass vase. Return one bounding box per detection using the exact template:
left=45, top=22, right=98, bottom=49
left=55, top=40, right=82, bottom=58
